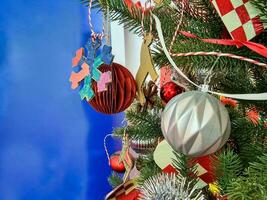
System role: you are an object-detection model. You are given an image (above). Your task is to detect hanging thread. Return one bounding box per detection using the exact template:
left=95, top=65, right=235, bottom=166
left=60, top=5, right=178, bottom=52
left=169, top=0, right=185, bottom=53
left=104, top=134, right=114, bottom=165
left=141, top=0, right=153, bottom=37
left=88, top=0, right=105, bottom=40
left=153, top=14, right=267, bottom=100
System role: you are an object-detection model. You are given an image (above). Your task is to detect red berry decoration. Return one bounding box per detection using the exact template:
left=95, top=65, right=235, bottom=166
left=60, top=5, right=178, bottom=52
left=109, top=152, right=126, bottom=173
left=89, top=63, right=136, bottom=114
left=160, top=81, right=185, bottom=104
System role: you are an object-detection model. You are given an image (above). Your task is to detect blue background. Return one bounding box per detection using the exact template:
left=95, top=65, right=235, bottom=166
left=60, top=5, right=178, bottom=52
left=0, top=1, right=120, bottom=199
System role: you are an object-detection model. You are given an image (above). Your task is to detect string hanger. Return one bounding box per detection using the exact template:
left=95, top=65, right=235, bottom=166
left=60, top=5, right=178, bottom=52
left=141, top=0, right=154, bottom=37
left=88, top=0, right=105, bottom=40
left=169, top=0, right=185, bottom=53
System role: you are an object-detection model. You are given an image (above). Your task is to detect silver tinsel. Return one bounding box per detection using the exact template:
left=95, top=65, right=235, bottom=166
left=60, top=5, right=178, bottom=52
left=139, top=173, right=205, bottom=200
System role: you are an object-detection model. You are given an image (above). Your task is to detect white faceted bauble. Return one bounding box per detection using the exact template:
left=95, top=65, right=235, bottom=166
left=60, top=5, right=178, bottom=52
left=161, top=91, right=231, bottom=157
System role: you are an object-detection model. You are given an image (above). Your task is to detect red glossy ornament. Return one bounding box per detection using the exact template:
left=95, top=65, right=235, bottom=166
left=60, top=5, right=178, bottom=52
left=89, top=63, right=136, bottom=114
left=110, top=153, right=126, bottom=173
left=160, top=81, right=185, bottom=104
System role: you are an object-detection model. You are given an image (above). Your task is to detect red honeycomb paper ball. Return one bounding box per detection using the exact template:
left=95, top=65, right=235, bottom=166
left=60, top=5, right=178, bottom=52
left=89, top=63, right=136, bottom=114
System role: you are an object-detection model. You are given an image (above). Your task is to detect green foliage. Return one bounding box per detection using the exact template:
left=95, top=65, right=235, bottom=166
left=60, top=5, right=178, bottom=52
left=108, top=172, right=123, bottom=188
left=213, top=150, right=243, bottom=193
left=137, top=153, right=161, bottom=185
left=226, top=154, right=267, bottom=200
left=172, top=152, right=195, bottom=178
left=113, top=108, right=163, bottom=140
left=80, top=0, right=267, bottom=197
left=230, top=110, right=267, bottom=167
left=251, top=0, right=267, bottom=22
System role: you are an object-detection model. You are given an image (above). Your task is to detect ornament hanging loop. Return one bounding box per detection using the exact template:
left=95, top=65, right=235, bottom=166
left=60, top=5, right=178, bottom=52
left=88, top=0, right=105, bottom=41
left=203, top=55, right=221, bottom=84
left=141, top=0, right=154, bottom=37
left=104, top=134, right=114, bottom=166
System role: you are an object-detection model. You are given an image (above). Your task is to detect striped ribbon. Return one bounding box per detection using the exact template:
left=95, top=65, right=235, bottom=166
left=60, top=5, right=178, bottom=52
left=153, top=14, right=267, bottom=101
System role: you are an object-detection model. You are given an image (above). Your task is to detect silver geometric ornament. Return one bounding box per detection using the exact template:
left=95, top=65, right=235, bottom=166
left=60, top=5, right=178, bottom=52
left=161, top=91, right=231, bottom=157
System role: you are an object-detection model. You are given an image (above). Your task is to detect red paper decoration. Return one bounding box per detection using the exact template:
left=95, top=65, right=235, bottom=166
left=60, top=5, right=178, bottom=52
left=210, top=0, right=266, bottom=41
left=105, top=179, right=140, bottom=200
left=89, top=63, right=136, bottom=114
left=160, top=81, right=185, bottom=104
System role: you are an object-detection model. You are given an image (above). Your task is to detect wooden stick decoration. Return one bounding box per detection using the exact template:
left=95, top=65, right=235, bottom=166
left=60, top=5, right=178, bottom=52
left=136, top=5, right=159, bottom=105
left=119, top=132, right=134, bottom=183
left=136, top=1, right=158, bottom=105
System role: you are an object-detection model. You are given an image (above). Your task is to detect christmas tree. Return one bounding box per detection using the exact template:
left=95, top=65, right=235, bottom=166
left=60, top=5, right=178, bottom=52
left=78, top=0, right=267, bottom=199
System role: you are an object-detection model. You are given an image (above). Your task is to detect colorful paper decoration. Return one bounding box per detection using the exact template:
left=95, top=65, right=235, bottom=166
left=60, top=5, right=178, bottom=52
left=211, top=0, right=267, bottom=41
left=70, top=48, right=90, bottom=89
left=101, top=45, right=114, bottom=65
left=153, top=140, right=217, bottom=188
left=136, top=33, right=158, bottom=105
left=79, top=39, right=103, bottom=101
left=97, top=71, right=112, bottom=92
left=89, top=63, right=136, bottom=114
left=105, top=179, right=140, bottom=200
left=161, top=91, right=231, bottom=157
left=70, top=37, right=116, bottom=101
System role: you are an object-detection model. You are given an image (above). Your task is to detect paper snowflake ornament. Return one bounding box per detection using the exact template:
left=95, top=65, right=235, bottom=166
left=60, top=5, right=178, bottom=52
left=211, top=0, right=267, bottom=41
left=70, top=37, right=115, bottom=101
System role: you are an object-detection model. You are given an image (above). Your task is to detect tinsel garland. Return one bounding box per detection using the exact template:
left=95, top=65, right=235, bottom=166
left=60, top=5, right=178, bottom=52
left=138, top=173, right=204, bottom=200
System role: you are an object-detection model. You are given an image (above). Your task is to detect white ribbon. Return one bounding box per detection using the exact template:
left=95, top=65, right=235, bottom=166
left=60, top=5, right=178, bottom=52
left=153, top=14, right=267, bottom=101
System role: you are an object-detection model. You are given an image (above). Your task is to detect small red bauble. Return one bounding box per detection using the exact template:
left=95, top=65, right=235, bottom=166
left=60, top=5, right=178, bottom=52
left=89, top=63, right=136, bottom=114
left=110, top=152, right=126, bottom=173
left=160, top=81, right=185, bottom=104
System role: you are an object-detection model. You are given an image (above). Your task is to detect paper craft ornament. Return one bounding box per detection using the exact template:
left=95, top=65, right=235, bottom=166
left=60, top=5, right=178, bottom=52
left=89, top=63, right=136, bottom=114
left=161, top=91, right=231, bottom=157
left=210, top=0, right=267, bottom=41
left=97, top=71, right=112, bottom=92
left=153, top=140, right=217, bottom=188
left=105, top=179, right=140, bottom=200
left=136, top=33, right=158, bottom=105
left=70, top=48, right=90, bottom=89
left=70, top=38, right=114, bottom=101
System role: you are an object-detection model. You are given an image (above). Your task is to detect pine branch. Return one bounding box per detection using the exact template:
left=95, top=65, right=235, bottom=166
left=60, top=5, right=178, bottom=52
left=213, top=150, right=243, bottom=193
left=226, top=153, right=267, bottom=200
left=113, top=108, right=163, bottom=140
left=137, top=153, right=161, bottom=185
left=251, top=0, right=267, bottom=22
left=108, top=172, right=123, bottom=188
